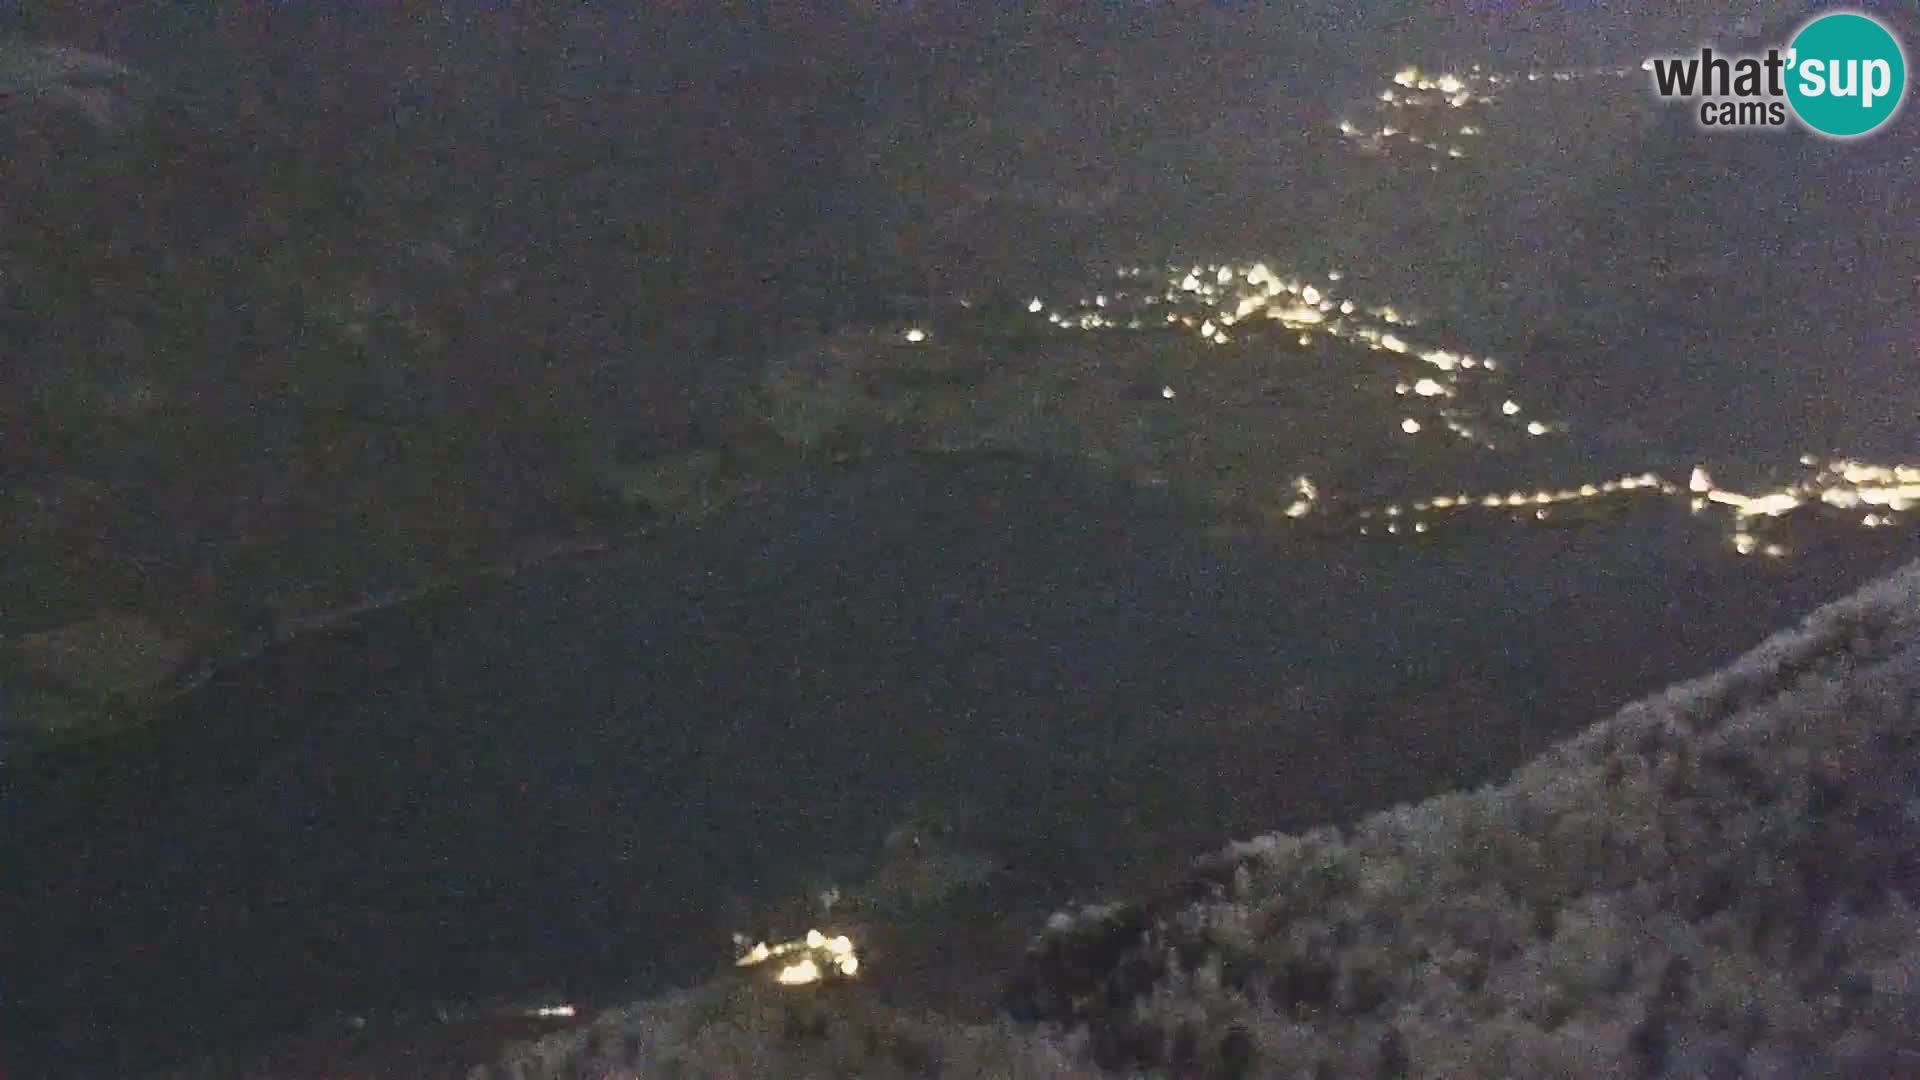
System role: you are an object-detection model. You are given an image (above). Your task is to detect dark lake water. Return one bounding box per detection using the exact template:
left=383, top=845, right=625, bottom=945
left=6, top=454, right=1915, bottom=1074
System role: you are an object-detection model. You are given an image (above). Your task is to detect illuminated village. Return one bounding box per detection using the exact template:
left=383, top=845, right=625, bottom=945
left=1335, top=63, right=1645, bottom=168
left=839, top=60, right=1912, bottom=564
left=877, top=245, right=1912, bottom=561
left=733, top=929, right=862, bottom=987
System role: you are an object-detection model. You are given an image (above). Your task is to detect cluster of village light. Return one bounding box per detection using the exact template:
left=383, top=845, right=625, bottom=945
left=888, top=256, right=1915, bottom=559
left=1336, top=458, right=1918, bottom=556
left=1352, top=471, right=1676, bottom=538
left=1693, top=459, right=1920, bottom=556
left=1002, top=259, right=1546, bottom=451
left=1336, top=62, right=1640, bottom=168
left=873, top=50, right=1915, bottom=564
left=734, top=929, right=861, bottom=987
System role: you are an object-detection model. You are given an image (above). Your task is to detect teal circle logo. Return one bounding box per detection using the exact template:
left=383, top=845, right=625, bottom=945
left=1786, top=12, right=1906, bottom=137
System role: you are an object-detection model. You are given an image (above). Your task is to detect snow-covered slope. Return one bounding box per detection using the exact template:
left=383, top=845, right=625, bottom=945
left=483, top=557, right=1920, bottom=1077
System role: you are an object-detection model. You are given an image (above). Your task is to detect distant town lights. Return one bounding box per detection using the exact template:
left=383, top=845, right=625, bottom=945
left=995, top=254, right=1909, bottom=559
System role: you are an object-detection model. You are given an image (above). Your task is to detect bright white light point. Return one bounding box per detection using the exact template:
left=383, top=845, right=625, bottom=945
left=1199, top=320, right=1216, bottom=337
left=1460, top=126, right=1479, bottom=135
left=1526, top=421, right=1548, bottom=436
left=1339, top=300, right=1355, bottom=314
left=1413, top=378, right=1446, bottom=397
left=1401, top=418, right=1422, bottom=434
left=1298, top=333, right=1312, bottom=346
left=1747, top=493, right=1802, bottom=516
left=1338, top=119, right=1356, bottom=134
left=776, top=958, right=822, bottom=986
left=1414, top=522, right=1428, bottom=533
left=1448, top=147, right=1465, bottom=158
left=1502, top=400, right=1520, bottom=416
left=1436, top=74, right=1463, bottom=94
left=1028, top=298, right=1043, bottom=313
left=1328, top=270, right=1343, bottom=281
left=1095, top=294, right=1107, bottom=307
left=1734, top=533, right=1758, bottom=555
left=1689, top=466, right=1712, bottom=493
left=903, top=328, right=927, bottom=343
left=1180, top=273, right=1201, bottom=292
left=1380, top=90, right=1396, bottom=103
left=1301, top=285, right=1321, bottom=305
left=1216, top=266, right=1233, bottom=285
left=1162, top=385, right=1177, bottom=400
left=1381, top=334, right=1409, bottom=353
